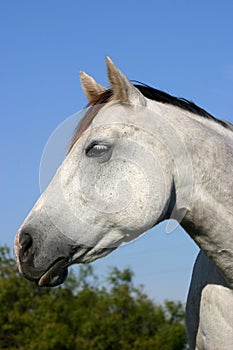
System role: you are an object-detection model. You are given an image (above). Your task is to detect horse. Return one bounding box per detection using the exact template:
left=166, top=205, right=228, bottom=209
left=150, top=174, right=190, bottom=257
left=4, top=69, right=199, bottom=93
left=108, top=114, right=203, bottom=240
left=14, top=57, right=233, bottom=349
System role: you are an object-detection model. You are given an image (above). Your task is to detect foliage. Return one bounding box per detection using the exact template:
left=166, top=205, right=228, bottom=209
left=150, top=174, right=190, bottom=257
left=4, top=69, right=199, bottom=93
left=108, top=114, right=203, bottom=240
left=0, top=245, right=187, bottom=349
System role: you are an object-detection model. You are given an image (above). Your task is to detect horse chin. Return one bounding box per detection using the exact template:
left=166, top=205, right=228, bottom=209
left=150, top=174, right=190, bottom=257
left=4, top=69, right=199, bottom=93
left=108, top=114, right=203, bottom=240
left=37, top=257, right=69, bottom=287
left=78, top=247, right=117, bottom=263
left=36, top=247, right=117, bottom=287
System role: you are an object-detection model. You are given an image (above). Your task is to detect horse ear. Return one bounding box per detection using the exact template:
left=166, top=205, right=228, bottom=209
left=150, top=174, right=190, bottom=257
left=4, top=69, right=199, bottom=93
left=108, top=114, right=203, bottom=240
left=106, top=56, right=146, bottom=106
left=80, top=71, right=107, bottom=104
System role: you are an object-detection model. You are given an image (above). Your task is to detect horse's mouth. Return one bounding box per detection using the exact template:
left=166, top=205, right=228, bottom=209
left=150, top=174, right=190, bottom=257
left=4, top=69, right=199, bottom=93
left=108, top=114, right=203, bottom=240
left=33, top=247, right=116, bottom=287
left=37, top=257, right=69, bottom=287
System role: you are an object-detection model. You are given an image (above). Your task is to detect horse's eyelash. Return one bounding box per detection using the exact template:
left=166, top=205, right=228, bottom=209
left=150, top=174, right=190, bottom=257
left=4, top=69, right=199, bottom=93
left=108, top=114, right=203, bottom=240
left=85, top=141, right=109, bottom=155
left=93, top=144, right=108, bottom=150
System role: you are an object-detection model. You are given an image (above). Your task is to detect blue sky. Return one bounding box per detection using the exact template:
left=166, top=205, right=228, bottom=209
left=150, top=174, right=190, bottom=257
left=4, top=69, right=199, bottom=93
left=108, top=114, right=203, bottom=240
left=1, top=1, right=233, bottom=302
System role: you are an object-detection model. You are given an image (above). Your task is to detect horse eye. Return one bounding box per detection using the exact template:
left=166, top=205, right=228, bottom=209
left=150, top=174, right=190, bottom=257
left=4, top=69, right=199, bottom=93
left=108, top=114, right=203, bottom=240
left=85, top=143, right=110, bottom=158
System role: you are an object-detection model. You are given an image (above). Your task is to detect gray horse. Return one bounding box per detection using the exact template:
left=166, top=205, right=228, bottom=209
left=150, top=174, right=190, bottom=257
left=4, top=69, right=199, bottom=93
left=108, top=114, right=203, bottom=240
left=15, top=57, right=233, bottom=349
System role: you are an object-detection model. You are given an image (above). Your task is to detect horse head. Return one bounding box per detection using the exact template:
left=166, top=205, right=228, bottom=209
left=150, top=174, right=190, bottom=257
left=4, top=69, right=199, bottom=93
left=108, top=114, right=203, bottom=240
left=14, top=57, right=176, bottom=287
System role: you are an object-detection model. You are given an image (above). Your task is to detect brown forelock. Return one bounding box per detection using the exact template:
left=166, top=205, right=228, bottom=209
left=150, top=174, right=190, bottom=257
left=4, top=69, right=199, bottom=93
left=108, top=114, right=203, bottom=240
left=68, top=89, right=113, bottom=153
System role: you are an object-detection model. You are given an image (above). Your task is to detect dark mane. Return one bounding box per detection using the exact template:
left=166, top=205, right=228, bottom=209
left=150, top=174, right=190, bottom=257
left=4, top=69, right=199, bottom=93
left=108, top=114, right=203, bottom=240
left=134, top=83, right=232, bottom=130
left=68, top=83, right=233, bottom=152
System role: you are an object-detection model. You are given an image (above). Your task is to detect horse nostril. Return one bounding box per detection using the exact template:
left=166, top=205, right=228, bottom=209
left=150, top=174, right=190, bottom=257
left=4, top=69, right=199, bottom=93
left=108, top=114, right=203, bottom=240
left=19, top=232, right=33, bottom=262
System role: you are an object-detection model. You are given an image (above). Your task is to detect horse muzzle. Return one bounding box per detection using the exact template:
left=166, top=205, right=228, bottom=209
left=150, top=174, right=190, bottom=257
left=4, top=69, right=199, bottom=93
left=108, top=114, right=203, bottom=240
left=14, top=224, right=78, bottom=287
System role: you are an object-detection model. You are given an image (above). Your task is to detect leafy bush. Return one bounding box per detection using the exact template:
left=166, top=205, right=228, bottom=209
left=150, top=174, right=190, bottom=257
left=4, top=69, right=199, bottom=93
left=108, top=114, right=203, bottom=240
left=0, top=246, right=187, bottom=349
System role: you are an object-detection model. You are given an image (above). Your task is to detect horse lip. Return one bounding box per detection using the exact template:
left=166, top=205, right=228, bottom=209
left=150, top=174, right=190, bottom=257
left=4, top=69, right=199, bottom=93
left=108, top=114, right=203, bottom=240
left=37, top=257, right=69, bottom=287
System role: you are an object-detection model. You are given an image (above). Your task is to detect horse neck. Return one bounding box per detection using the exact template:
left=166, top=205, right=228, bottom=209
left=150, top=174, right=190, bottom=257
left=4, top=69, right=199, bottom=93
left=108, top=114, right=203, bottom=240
left=156, top=102, right=233, bottom=287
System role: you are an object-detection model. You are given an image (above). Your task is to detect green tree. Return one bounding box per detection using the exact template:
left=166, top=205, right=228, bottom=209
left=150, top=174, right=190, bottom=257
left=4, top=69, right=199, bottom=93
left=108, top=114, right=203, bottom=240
left=0, top=245, right=187, bottom=349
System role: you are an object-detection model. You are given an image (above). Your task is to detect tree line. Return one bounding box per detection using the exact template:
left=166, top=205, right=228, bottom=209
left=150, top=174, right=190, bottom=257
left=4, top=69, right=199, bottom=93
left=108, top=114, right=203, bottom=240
left=0, top=245, right=187, bottom=349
